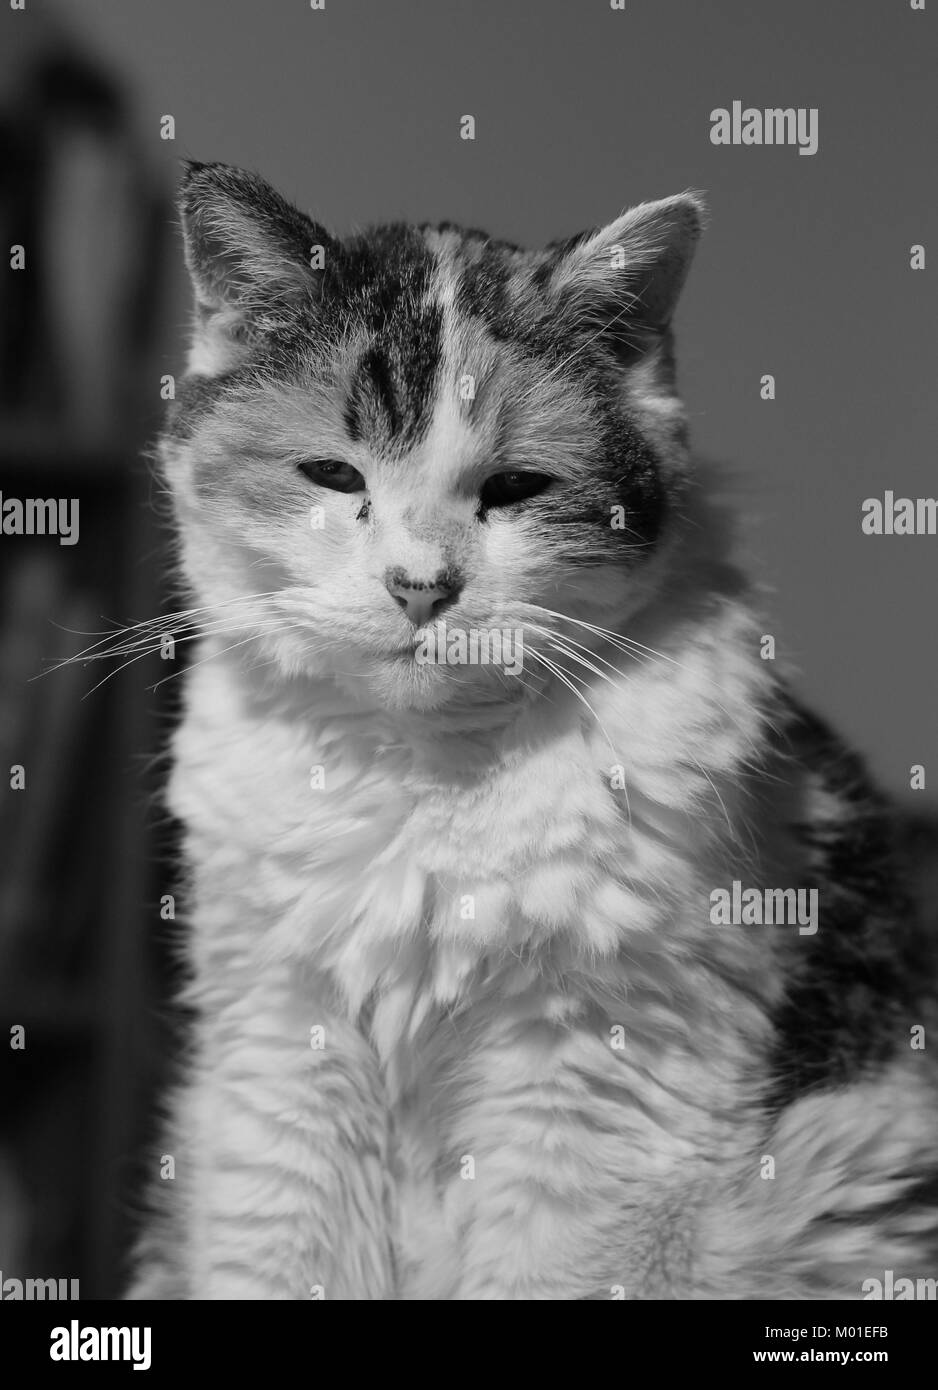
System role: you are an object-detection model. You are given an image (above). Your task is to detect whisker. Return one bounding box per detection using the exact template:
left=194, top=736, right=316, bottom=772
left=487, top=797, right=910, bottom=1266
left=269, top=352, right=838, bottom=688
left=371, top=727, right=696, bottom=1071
left=79, top=617, right=303, bottom=699
left=39, top=591, right=286, bottom=674
left=526, top=605, right=756, bottom=747
left=524, top=647, right=618, bottom=760
left=148, top=624, right=310, bottom=692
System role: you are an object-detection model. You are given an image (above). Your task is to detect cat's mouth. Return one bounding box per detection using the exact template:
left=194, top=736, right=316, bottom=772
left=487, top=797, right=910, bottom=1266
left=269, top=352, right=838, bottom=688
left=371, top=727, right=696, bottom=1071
left=386, top=624, right=435, bottom=658
left=389, top=628, right=424, bottom=650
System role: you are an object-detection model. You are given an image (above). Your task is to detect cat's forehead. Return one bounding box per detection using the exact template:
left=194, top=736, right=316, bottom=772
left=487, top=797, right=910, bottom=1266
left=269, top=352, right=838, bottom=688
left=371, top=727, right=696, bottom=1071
left=310, top=222, right=582, bottom=461
left=171, top=217, right=621, bottom=481
left=320, top=225, right=444, bottom=454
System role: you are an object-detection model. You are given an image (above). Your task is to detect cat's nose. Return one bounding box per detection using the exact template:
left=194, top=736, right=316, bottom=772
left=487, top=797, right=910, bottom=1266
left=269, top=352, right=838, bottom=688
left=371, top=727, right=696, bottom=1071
left=384, top=566, right=462, bottom=627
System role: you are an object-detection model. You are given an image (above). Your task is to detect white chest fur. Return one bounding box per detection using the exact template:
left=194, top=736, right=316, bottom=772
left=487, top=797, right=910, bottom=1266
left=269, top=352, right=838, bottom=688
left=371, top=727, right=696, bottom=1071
left=168, top=624, right=776, bottom=1297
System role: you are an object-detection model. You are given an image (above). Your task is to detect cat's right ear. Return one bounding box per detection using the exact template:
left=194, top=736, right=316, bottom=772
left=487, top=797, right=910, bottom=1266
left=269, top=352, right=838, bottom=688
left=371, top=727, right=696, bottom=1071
left=178, top=161, right=335, bottom=374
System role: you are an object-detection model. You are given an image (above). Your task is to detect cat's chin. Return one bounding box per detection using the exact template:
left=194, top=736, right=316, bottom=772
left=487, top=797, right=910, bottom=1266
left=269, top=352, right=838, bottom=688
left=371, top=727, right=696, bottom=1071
left=327, top=650, right=516, bottom=715
left=366, top=658, right=453, bottom=712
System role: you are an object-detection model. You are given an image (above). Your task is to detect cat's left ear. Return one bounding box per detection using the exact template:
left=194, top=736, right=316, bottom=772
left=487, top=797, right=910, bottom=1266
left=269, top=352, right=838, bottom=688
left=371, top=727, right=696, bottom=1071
left=178, top=161, right=336, bottom=373
left=542, top=193, right=705, bottom=355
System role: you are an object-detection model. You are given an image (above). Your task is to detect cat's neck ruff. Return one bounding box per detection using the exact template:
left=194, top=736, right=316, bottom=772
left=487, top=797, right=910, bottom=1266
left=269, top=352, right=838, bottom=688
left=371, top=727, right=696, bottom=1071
left=172, top=576, right=773, bottom=1041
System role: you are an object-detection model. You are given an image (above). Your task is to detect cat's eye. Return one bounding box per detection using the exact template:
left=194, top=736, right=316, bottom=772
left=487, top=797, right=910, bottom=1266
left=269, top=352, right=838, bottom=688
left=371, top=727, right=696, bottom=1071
left=479, top=471, right=553, bottom=509
left=297, top=459, right=366, bottom=494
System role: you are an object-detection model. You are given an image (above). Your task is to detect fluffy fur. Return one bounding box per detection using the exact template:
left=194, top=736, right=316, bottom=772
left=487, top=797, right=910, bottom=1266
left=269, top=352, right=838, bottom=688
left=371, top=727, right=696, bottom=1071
left=127, top=163, right=938, bottom=1300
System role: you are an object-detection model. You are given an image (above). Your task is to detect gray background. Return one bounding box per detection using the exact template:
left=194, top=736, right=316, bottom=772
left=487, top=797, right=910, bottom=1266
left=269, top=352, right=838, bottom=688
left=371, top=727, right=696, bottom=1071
left=72, top=0, right=938, bottom=802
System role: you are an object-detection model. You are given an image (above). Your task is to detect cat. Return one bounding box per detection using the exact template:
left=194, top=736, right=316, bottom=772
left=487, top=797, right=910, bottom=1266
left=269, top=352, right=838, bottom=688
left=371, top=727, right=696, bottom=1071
left=127, top=161, right=938, bottom=1300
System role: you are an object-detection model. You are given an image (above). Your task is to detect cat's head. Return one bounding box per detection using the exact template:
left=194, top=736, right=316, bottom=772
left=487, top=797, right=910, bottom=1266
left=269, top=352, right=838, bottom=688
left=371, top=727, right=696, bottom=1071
left=162, top=161, right=703, bottom=713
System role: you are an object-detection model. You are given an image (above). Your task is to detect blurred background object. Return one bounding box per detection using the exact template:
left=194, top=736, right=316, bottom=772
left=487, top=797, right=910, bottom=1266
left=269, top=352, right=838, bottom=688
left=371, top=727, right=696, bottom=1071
left=0, top=12, right=173, bottom=1298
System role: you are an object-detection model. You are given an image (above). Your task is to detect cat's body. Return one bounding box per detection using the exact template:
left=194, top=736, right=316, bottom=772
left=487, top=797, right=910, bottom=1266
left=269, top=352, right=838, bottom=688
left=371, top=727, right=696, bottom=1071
left=129, top=164, right=938, bottom=1299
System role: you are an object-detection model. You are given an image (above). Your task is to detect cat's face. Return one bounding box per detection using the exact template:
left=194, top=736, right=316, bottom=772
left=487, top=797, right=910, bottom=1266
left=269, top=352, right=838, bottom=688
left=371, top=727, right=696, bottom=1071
left=162, top=163, right=702, bottom=713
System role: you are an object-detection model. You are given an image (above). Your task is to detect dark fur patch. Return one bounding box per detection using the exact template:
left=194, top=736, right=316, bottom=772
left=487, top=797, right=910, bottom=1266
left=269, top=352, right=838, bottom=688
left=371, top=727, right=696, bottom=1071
left=598, top=411, right=669, bottom=550
left=530, top=227, right=593, bottom=291
left=343, top=395, right=362, bottom=442
left=452, top=240, right=517, bottom=334
left=765, top=699, right=927, bottom=1109
left=352, top=346, right=402, bottom=439
left=317, top=226, right=443, bottom=450
left=510, top=412, right=668, bottom=566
